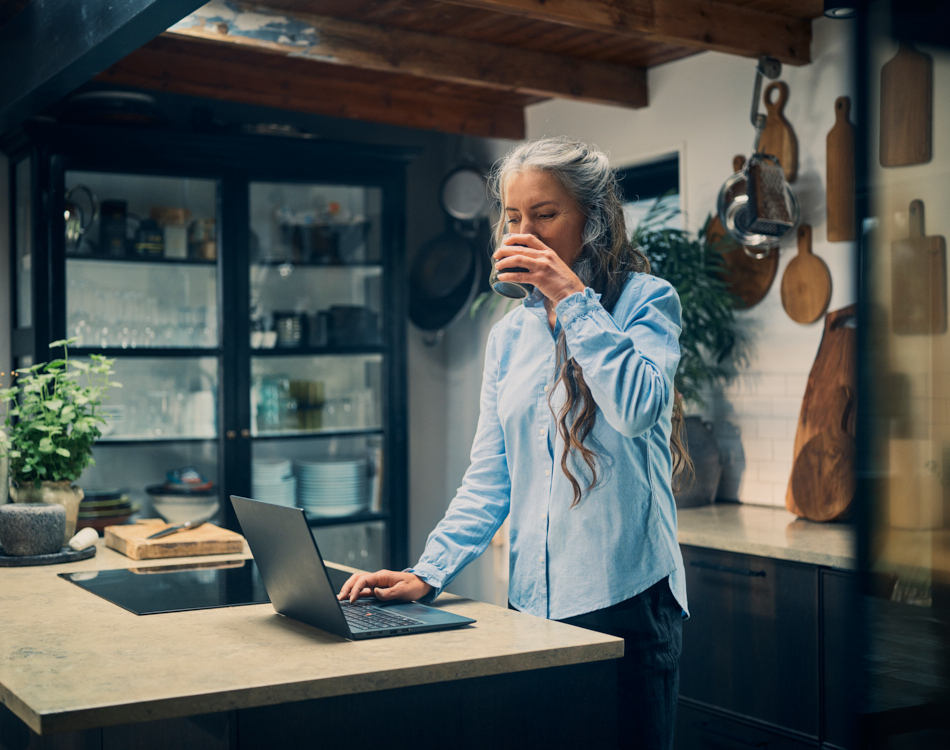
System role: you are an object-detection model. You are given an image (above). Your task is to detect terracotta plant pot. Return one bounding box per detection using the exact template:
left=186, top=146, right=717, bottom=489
left=10, top=480, right=85, bottom=544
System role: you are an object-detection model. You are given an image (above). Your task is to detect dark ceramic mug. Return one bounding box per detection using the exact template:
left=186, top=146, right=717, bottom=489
left=489, top=238, right=534, bottom=299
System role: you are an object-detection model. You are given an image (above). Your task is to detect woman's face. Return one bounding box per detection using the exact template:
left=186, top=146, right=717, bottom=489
left=503, top=169, right=586, bottom=267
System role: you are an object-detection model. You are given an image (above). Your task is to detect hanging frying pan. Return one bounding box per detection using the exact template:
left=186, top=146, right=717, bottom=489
left=408, top=165, right=491, bottom=339
left=408, top=230, right=482, bottom=333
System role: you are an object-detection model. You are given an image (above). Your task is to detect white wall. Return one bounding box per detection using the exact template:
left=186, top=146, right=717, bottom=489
left=424, top=15, right=858, bottom=564
left=522, top=17, right=857, bottom=508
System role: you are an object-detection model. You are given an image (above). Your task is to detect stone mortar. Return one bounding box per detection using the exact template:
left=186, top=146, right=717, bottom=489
left=0, top=503, right=66, bottom=556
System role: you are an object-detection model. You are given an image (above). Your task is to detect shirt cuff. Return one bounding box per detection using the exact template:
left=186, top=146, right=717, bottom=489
left=555, top=286, right=603, bottom=328
left=405, top=564, right=445, bottom=604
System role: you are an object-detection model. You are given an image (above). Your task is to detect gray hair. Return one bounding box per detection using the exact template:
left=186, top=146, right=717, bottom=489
left=488, top=136, right=648, bottom=306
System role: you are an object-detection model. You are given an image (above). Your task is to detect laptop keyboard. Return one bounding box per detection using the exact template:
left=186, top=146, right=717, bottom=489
left=340, top=599, right=425, bottom=631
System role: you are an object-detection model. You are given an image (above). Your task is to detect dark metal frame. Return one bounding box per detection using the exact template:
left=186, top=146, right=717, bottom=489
left=2, top=120, right=414, bottom=569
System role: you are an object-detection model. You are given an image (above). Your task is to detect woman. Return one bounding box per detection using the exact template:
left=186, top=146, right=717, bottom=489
left=339, top=136, right=689, bottom=749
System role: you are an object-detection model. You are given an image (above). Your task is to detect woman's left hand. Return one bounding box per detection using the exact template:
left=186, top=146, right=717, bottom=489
left=494, top=233, right=586, bottom=305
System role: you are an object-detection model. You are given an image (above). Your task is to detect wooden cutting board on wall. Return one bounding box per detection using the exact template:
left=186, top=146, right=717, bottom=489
left=780, top=224, right=831, bottom=324
left=892, top=199, right=947, bottom=334
left=826, top=96, right=856, bottom=242
left=880, top=43, right=932, bottom=167
left=785, top=305, right=857, bottom=517
left=759, top=81, right=798, bottom=183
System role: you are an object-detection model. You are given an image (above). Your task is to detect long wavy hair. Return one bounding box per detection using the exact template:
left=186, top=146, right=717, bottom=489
left=489, top=137, right=692, bottom=507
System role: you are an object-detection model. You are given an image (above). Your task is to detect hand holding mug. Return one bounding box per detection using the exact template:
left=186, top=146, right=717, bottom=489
left=491, top=234, right=586, bottom=303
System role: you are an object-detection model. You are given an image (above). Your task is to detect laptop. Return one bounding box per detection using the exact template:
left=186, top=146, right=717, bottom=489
left=230, top=495, right=475, bottom=640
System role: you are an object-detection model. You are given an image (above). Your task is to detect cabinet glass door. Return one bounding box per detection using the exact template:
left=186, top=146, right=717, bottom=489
left=65, top=171, right=218, bottom=350
left=64, top=169, right=222, bottom=523
left=248, top=180, right=387, bottom=568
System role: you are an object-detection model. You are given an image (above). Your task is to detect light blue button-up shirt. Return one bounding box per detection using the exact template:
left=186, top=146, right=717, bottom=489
left=409, top=272, right=688, bottom=621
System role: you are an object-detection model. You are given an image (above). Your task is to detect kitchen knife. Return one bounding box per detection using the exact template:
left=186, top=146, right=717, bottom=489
left=146, top=519, right=207, bottom=540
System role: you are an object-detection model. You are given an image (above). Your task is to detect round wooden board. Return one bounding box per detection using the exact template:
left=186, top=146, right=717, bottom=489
left=791, top=431, right=856, bottom=522
left=707, top=217, right=779, bottom=309
left=781, top=225, right=831, bottom=324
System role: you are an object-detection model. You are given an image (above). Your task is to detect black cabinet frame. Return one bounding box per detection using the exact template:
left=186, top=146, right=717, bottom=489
left=2, top=120, right=415, bottom=569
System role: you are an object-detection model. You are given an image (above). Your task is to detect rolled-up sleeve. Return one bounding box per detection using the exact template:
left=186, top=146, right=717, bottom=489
left=555, top=280, right=682, bottom=438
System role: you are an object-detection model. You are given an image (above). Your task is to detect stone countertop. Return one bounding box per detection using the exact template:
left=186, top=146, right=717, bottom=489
left=677, top=503, right=856, bottom=570
left=0, top=542, right=622, bottom=736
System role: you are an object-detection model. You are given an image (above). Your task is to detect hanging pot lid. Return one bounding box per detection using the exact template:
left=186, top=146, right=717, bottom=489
left=408, top=231, right=482, bottom=331
left=440, top=166, right=490, bottom=221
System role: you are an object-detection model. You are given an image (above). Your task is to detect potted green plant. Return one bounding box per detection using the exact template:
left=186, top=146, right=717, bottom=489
left=0, top=339, right=120, bottom=542
left=631, top=200, right=749, bottom=506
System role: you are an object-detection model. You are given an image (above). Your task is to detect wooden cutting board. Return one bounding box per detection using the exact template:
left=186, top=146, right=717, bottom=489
left=759, top=81, right=798, bottom=183
left=707, top=155, right=779, bottom=309
left=105, top=519, right=246, bottom=560
left=892, top=199, right=947, bottom=334
left=880, top=43, right=933, bottom=167
left=791, top=386, right=856, bottom=522
left=780, top=224, right=831, bottom=324
left=785, top=304, right=857, bottom=517
left=826, top=96, right=856, bottom=242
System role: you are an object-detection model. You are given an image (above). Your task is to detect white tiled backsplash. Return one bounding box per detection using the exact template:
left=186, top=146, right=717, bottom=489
left=709, top=371, right=810, bottom=508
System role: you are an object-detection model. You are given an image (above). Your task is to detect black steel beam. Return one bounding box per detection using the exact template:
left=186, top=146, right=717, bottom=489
left=0, top=0, right=205, bottom=135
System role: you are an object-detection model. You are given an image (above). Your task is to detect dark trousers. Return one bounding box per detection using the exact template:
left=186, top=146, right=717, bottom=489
left=514, top=579, right=682, bottom=750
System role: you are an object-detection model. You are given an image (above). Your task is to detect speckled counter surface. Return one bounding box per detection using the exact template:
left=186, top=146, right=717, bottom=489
left=0, top=542, right=621, bottom=736
left=677, top=503, right=857, bottom=570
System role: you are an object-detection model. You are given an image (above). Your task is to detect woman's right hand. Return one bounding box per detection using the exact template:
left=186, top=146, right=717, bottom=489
left=337, top=570, right=432, bottom=604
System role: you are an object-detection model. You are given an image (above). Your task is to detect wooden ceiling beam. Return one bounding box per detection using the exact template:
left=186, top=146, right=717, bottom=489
left=163, top=0, right=647, bottom=108
left=95, top=36, right=527, bottom=139
left=438, top=0, right=812, bottom=66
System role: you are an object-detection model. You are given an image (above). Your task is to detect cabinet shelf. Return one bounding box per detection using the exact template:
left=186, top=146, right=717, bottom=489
left=66, top=254, right=216, bottom=266
left=253, top=427, right=383, bottom=441
left=305, top=510, right=389, bottom=528
left=96, top=436, right=218, bottom=446
left=74, top=347, right=221, bottom=358
left=252, top=345, right=384, bottom=357
left=253, top=260, right=382, bottom=269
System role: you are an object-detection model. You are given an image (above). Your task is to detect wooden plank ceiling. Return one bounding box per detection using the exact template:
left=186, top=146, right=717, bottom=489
left=93, top=0, right=825, bottom=139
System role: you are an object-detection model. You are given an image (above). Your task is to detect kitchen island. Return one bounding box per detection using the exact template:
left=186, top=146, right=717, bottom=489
left=0, top=541, right=622, bottom=750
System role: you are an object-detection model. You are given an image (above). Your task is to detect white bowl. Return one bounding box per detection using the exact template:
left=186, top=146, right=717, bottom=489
left=146, top=486, right=219, bottom=524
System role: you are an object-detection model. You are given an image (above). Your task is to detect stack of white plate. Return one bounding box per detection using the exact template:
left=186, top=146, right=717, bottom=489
left=252, top=458, right=297, bottom=507
left=296, top=458, right=369, bottom=517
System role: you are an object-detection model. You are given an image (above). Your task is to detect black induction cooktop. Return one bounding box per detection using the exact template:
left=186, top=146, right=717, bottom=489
left=60, top=559, right=354, bottom=615
left=59, top=559, right=272, bottom=615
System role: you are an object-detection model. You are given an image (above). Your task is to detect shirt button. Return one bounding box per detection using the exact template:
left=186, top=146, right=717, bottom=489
left=545, top=469, right=550, bottom=477
left=539, top=555, right=544, bottom=562
left=539, top=427, right=545, bottom=435
left=543, top=385, right=549, bottom=392
left=541, top=512, right=547, bottom=520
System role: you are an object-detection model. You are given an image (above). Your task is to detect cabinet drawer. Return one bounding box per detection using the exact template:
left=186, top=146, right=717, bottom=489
left=676, top=702, right=818, bottom=750
left=680, top=545, right=820, bottom=736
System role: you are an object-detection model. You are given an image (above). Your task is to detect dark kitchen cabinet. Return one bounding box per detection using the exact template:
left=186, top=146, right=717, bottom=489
left=2, top=120, right=414, bottom=569
left=677, top=544, right=858, bottom=749
left=821, top=569, right=860, bottom=750
left=676, top=703, right=818, bottom=750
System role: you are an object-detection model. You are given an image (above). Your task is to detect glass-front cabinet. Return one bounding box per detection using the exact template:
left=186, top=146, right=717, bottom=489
left=3, top=122, right=410, bottom=569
